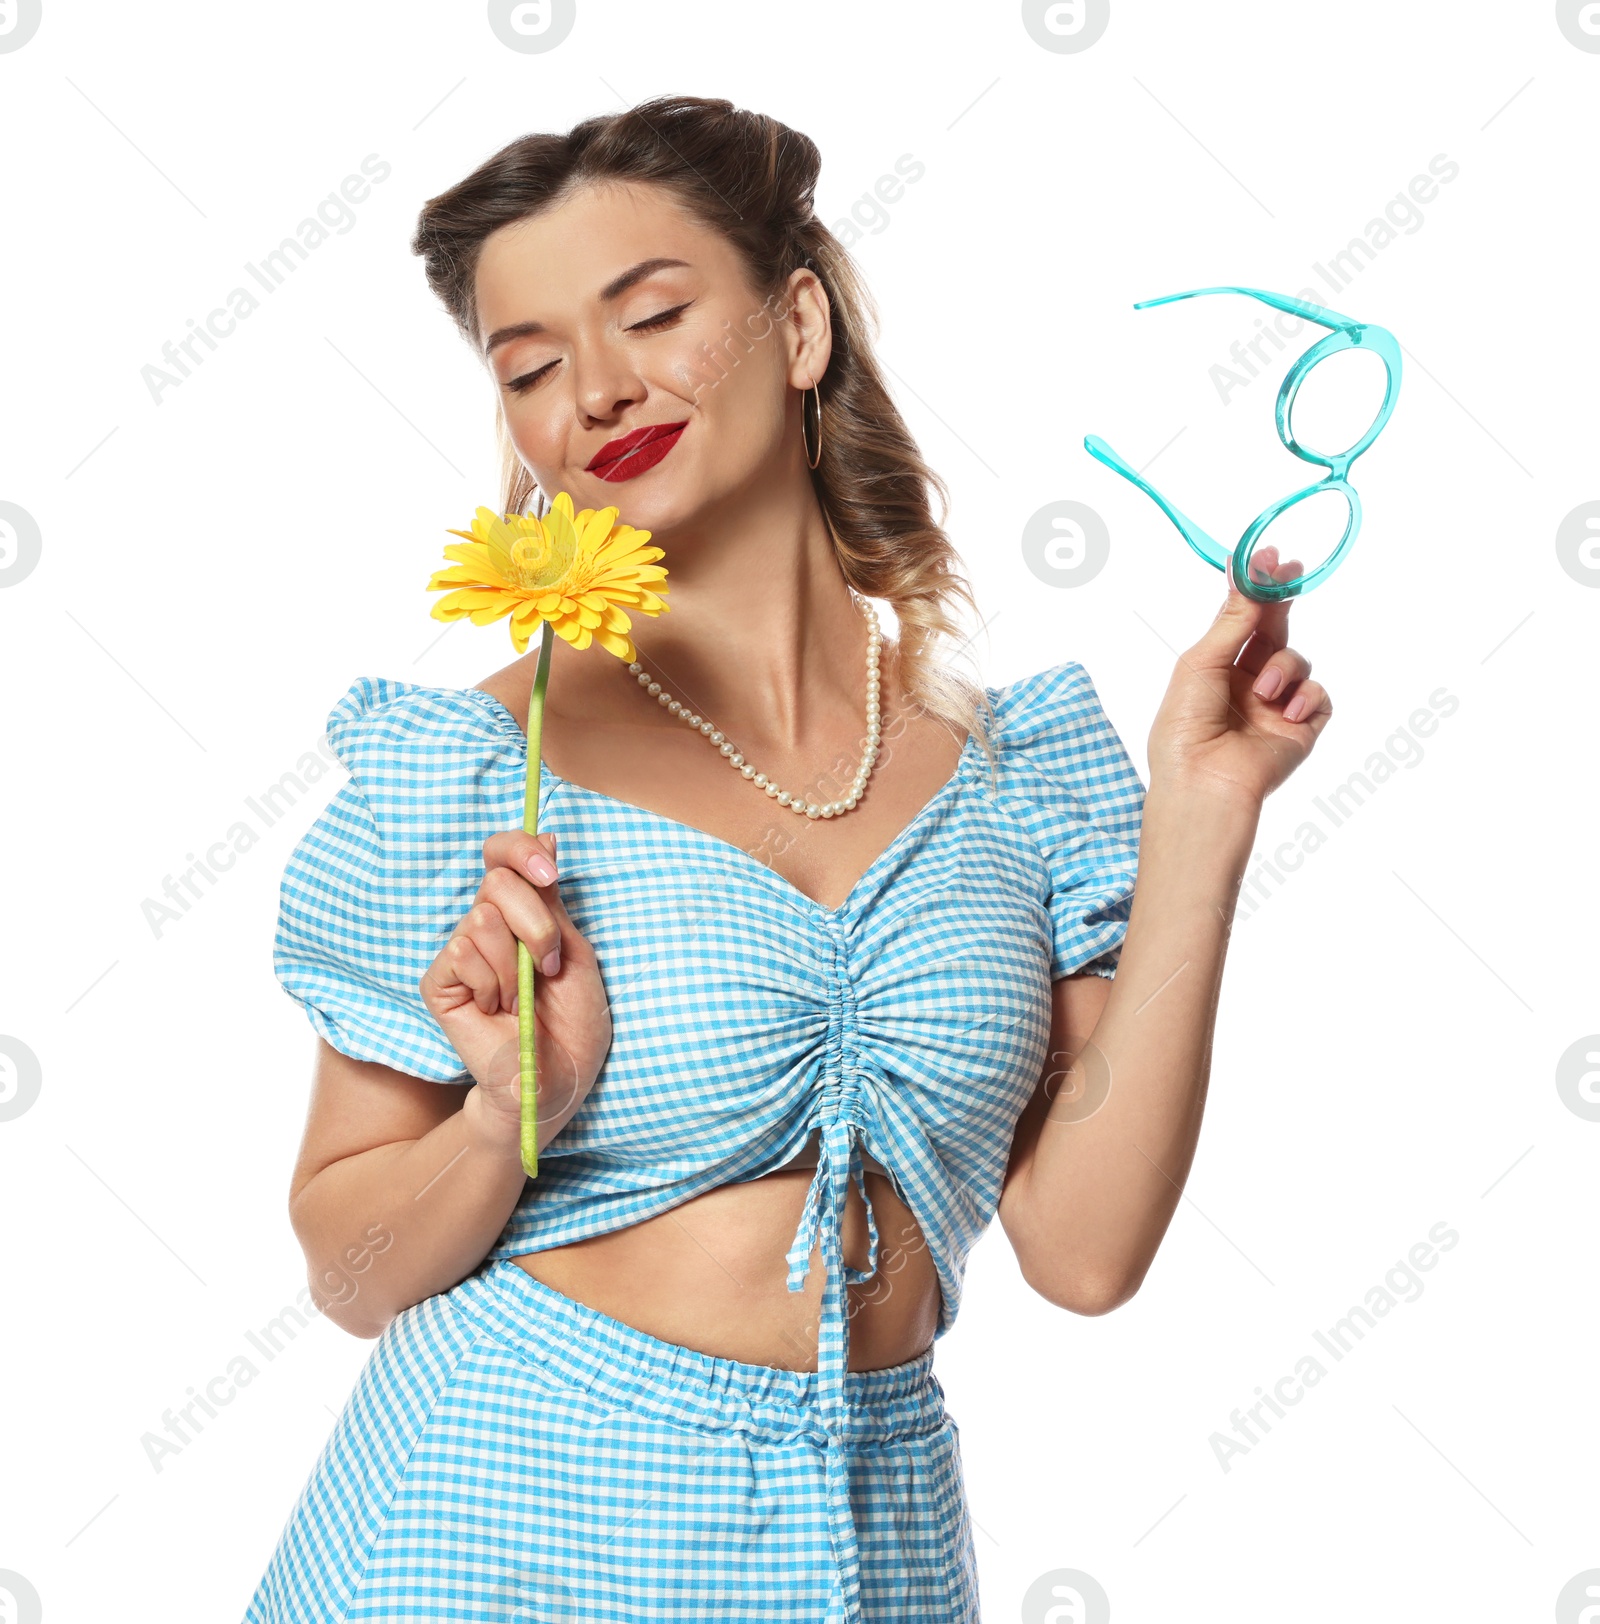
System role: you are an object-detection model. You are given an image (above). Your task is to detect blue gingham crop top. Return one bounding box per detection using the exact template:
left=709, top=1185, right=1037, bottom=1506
left=273, top=660, right=1145, bottom=1462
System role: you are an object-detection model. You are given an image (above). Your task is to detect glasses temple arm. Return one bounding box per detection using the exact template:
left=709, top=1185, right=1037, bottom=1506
left=1082, top=434, right=1231, bottom=572
left=1133, top=284, right=1357, bottom=333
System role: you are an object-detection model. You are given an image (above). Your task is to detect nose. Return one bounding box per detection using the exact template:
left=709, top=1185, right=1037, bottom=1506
left=572, top=340, right=646, bottom=427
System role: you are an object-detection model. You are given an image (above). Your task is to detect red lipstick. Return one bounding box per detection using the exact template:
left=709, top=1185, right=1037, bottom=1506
left=586, top=420, right=689, bottom=483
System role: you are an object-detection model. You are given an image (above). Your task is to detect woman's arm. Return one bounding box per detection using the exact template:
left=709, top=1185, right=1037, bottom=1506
left=996, top=782, right=1257, bottom=1313
left=287, top=1041, right=556, bottom=1339
left=285, top=823, right=608, bottom=1339
left=998, top=543, right=1330, bottom=1314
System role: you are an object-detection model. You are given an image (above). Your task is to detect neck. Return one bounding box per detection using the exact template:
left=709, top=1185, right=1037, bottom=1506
left=543, top=478, right=884, bottom=753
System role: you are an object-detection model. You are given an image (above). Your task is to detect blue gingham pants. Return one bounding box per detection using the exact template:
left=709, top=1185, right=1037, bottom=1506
left=241, top=1256, right=980, bottom=1621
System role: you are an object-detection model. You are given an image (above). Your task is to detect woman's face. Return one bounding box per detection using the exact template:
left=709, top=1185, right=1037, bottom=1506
left=474, top=180, right=823, bottom=535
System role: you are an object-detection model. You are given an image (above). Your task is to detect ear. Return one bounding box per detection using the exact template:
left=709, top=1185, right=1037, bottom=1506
left=784, top=266, right=833, bottom=390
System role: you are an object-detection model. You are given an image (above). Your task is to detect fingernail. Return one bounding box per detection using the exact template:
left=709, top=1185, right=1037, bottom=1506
left=1283, top=696, right=1307, bottom=722
left=526, top=854, right=557, bottom=884
left=1253, top=669, right=1284, bottom=700
left=541, top=947, right=561, bottom=975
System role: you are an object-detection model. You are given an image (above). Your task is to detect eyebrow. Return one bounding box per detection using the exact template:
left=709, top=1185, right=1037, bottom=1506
left=481, top=257, right=693, bottom=357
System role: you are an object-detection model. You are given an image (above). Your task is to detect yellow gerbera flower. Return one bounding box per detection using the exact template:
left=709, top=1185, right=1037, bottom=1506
left=424, top=489, right=670, bottom=1180
left=426, top=489, right=670, bottom=660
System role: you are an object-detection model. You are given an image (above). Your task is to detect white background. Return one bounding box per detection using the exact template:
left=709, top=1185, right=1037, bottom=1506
left=1, top=2, right=1594, bottom=1620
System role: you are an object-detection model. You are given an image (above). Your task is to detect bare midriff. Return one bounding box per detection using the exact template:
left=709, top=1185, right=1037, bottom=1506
left=509, top=1164, right=941, bottom=1371
left=479, top=644, right=951, bottom=1375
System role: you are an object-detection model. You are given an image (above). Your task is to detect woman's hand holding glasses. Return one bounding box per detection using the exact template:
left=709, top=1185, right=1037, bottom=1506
left=1149, top=542, right=1332, bottom=814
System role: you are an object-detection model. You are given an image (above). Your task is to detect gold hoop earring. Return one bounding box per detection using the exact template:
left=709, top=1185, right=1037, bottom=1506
left=803, top=376, right=823, bottom=470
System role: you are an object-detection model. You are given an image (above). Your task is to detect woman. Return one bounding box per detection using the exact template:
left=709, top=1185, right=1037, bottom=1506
left=243, top=95, right=1328, bottom=1623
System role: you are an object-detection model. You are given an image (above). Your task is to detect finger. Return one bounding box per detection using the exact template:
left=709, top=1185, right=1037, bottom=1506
left=481, top=866, right=563, bottom=983
left=1235, top=629, right=1273, bottom=677
left=1233, top=546, right=1283, bottom=676
left=1249, top=646, right=1312, bottom=703
left=1278, top=678, right=1329, bottom=727
left=535, top=848, right=595, bottom=968
left=1191, top=548, right=1273, bottom=673
left=483, top=831, right=598, bottom=973
left=422, top=926, right=505, bottom=1016
left=1239, top=541, right=1289, bottom=592
left=457, top=898, right=524, bottom=1013
left=1236, top=548, right=1301, bottom=668
left=482, top=827, right=565, bottom=982
left=485, top=828, right=560, bottom=887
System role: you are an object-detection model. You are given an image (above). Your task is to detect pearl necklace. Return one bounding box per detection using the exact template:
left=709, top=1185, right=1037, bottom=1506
left=626, top=596, right=882, bottom=820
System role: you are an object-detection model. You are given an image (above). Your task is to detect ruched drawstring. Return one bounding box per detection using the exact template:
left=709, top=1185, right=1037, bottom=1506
left=784, top=1108, right=882, bottom=1624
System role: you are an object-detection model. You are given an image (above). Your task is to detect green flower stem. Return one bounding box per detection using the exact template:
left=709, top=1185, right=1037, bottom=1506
left=519, top=619, right=555, bottom=1178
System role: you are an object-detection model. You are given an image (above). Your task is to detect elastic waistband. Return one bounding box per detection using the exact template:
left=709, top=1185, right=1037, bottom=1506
left=448, top=1257, right=947, bottom=1450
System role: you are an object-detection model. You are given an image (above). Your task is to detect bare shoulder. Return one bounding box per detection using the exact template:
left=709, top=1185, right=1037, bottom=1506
left=473, top=651, right=631, bottom=727
left=472, top=664, right=522, bottom=717
left=472, top=651, right=643, bottom=787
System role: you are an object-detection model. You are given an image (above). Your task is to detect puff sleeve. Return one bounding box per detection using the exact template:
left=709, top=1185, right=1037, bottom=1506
left=991, top=661, right=1146, bottom=981
left=272, top=677, right=510, bottom=1083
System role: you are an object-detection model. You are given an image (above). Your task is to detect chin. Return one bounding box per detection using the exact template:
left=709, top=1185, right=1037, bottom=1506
left=587, top=477, right=700, bottom=536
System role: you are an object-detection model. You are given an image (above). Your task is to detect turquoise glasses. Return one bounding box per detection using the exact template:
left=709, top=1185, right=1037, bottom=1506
left=1083, top=285, right=1402, bottom=603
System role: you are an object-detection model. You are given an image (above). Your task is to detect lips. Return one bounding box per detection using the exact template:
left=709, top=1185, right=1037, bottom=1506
left=586, top=420, right=689, bottom=482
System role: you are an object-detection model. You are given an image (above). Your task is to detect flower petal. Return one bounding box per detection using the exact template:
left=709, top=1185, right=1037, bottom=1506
left=431, top=587, right=512, bottom=619
left=595, top=628, right=636, bottom=661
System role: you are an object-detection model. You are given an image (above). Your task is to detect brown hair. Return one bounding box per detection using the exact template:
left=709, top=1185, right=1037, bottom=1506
left=410, top=93, right=998, bottom=776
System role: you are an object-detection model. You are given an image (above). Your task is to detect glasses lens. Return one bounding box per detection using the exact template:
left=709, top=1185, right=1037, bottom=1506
left=1286, top=345, right=1391, bottom=461
left=1240, top=485, right=1355, bottom=593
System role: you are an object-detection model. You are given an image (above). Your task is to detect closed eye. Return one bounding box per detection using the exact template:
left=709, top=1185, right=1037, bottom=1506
left=505, top=301, right=696, bottom=394
left=631, top=299, right=693, bottom=332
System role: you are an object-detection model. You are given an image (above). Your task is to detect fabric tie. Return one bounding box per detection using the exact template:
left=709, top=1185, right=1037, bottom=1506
left=784, top=1111, right=881, bottom=1624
